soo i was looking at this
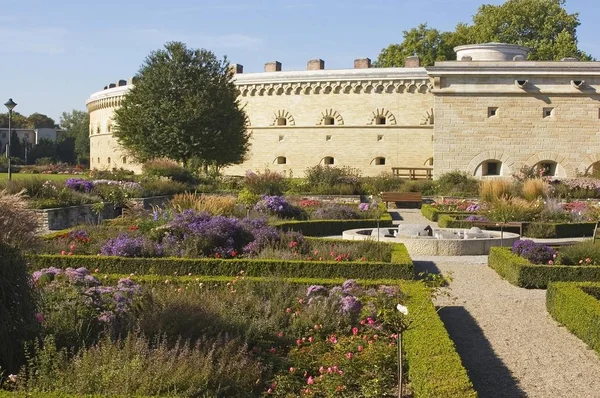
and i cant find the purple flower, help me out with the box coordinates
[340,296,362,315]
[65,178,94,193]
[312,205,360,220]
[512,240,556,264]
[465,215,488,222]
[306,285,328,297]
[378,285,399,297]
[358,203,370,211]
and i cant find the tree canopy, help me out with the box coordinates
[113,41,250,169]
[376,0,593,67]
[60,110,90,163]
[0,112,56,129]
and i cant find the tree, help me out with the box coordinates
[376,0,593,66]
[26,113,56,129]
[60,110,90,164]
[114,41,250,170]
[0,112,27,128]
[375,24,455,67]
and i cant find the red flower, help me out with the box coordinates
[289,241,298,248]
[129,225,139,231]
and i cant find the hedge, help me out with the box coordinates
[438,215,595,238]
[274,214,393,236]
[27,242,413,280]
[546,282,600,354]
[488,247,600,288]
[403,282,477,397]
[0,393,153,398]
[420,204,471,222]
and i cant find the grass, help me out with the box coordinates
[0,173,82,182]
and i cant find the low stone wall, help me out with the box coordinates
[286,194,363,204]
[36,195,172,231]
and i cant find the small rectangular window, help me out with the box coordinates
[325,135,332,141]
[278,135,284,141]
[543,107,554,118]
[488,107,498,117]
[377,135,383,141]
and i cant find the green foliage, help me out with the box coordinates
[28,249,414,280]
[375,23,455,67]
[274,216,393,237]
[546,282,600,355]
[88,168,135,181]
[360,172,405,195]
[402,282,477,397]
[242,169,288,196]
[59,110,90,164]
[489,247,600,288]
[142,158,196,183]
[138,179,188,197]
[0,243,39,374]
[486,197,542,222]
[302,165,363,195]
[114,41,250,168]
[556,240,600,265]
[376,0,592,66]
[236,188,260,207]
[434,171,479,197]
[420,204,472,222]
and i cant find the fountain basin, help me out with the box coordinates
[342,226,520,256]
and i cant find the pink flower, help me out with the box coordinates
[367,317,375,325]
[297,339,303,346]
[267,388,273,394]
[286,307,291,313]
[352,327,359,336]
[329,335,338,344]
[269,347,276,353]
[319,366,325,374]
[338,370,344,375]
[327,367,333,374]
[308,336,314,343]
[357,345,363,352]
[548,260,554,265]
[345,352,353,360]
[307,376,314,385]
[289,367,295,373]
[61,250,66,255]
[35,313,45,323]
[278,332,284,338]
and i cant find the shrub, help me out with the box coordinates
[522,178,549,201]
[511,240,556,265]
[142,158,196,183]
[537,198,570,222]
[557,241,600,266]
[243,169,288,196]
[169,193,237,216]
[361,172,405,194]
[138,178,188,196]
[0,190,40,249]
[101,234,161,258]
[89,168,135,181]
[304,165,362,194]
[311,204,361,220]
[480,179,512,203]
[65,178,94,193]
[549,178,600,199]
[0,243,39,374]
[486,197,542,222]
[254,195,304,219]
[435,171,479,197]
[404,179,436,195]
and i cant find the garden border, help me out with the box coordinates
[274,214,393,236]
[420,204,471,222]
[546,282,600,354]
[489,247,600,288]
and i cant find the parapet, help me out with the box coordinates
[454,43,530,61]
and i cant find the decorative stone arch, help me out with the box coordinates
[273,156,287,165]
[370,156,386,165]
[270,110,295,126]
[420,108,434,125]
[316,109,344,126]
[467,151,518,177]
[423,157,434,167]
[524,152,574,177]
[367,108,397,125]
[576,154,600,175]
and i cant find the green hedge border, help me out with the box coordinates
[438,215,595,238]
[489,247,600,288]
[421,204,472,222]
[546,282,600,354]
[274,214,393,236]
[27,240,413,280]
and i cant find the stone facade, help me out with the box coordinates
[86,43,600,179]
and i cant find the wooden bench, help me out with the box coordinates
[391,167,433,180]
[380,192,422,209]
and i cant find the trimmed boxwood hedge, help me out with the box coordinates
[421,204,471,222]
[547,282,600,354]
[403,282,477,397]
[274,214,393,236]
[27,241,414,280]
[489,247,600,288]
[439,215,596,238]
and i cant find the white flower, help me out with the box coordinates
[8,374,17,383]
[396,304,409,315]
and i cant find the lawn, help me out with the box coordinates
[0,173,82,182]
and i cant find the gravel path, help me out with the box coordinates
[413,255,600,398]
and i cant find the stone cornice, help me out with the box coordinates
[86,86,131,111]
[428,62,600,77]
[248,124,434,130]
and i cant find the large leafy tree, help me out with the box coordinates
[114,41,250,169]
[376,0,593,66]
[26,113,56,128]
[60,110,90,163]
[0,112,27,128]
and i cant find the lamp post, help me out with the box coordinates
[4,98,17,181]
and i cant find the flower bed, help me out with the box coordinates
[28,239,414,280]
[546,282,600,354]
[420,204,474,222]
[488,247,600,288]
[274,214,393,237]
[3,272,475,397]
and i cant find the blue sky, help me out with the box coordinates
[0,0,598,123]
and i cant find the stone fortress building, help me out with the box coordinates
[86,43,600,179]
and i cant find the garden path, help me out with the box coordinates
[413,255,600,398]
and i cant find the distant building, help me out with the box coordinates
[86,43,600,178]
[0,127,64,154]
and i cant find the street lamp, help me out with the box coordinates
[4,98,17,181]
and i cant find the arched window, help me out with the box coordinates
[323,156,335,165]
[375,116,386,125]
[374,157,386,165]
[323,116,335,125]
[96,125,100,134]
[276,117,287,126]
[474,160,503,177]
[534,161,557,177]
[107,124,112,133]
[275,156,287,165]
[107,157,111,164]
[97,157,100,164]
[122,157,127,164]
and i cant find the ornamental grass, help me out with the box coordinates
[522,178,549,201]
[480,178,512,203]
[169,192,237,216]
